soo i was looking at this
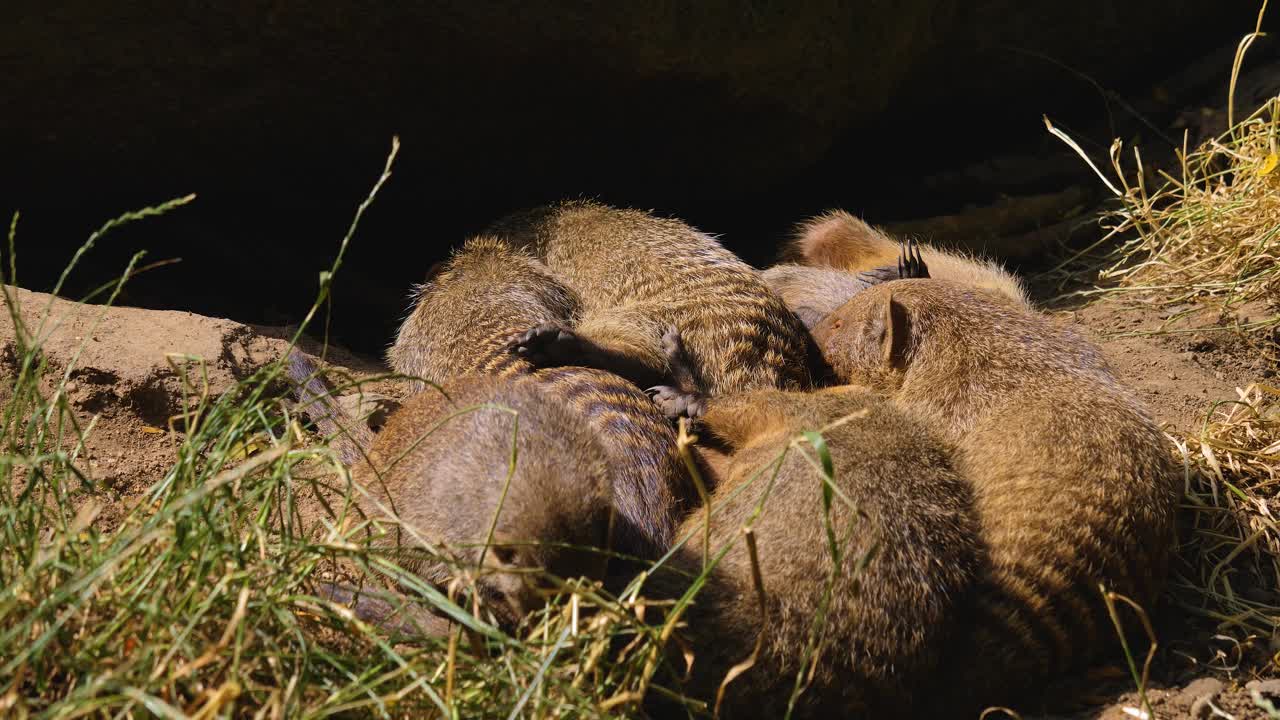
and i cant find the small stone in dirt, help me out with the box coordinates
[1247,678,1280,698]
[1187,335,1216,352]
[1180,677,1223,720]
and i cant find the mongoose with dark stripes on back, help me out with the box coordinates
[289,352,612,631]
[486,200,821,399]
[387,236,692,561]
[646,364,980,718]
[811,277,1179,712]
[766,210,1031,325]
[388,236,579,392]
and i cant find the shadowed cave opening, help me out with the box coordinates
[2,2,1266,354]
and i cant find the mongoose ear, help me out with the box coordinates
[879,292,911,371]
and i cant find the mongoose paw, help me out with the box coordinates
[856,266,901,286]
[512,322,584,367]
[898,237,929,279]
[857,238,930,285]
[646,384,706,420]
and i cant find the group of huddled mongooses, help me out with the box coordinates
[288,200,1179,718]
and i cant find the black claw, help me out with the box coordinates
[898,238,930,279]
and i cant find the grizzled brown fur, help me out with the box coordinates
[647,384,979,718]
[289,356,613,630]
[813,279,1179,711]
[388,235,578,391]
[388,235,692,560]
[776,209,1031,316]
[488,200,819,397]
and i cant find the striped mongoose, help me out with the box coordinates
[646,370,979,718]
[486,200,821,399]
[289,352,613,631]
[765,209,1031,328]
[811,277,1179,712]
[387,236,692,561]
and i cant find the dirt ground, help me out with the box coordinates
[2,279,1276,718]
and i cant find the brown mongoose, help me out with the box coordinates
[645,378,980,718]
[289,351,614,630]
[762,237,931,330]
[486,199,820,398]
[811,279,1179,712]
[780,208,1031,310]
[387,236,579,392]
[386,236,693,561]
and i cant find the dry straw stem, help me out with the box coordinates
[1175,384,1280,650]
[1047,11,1280,338]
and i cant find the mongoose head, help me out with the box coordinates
[474,460,615,622]
[358,376,616,627]
[811,282,916,393]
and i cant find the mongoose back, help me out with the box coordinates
[648,332,977,715]
[778,209,1031,311]
[487,199,819,397]
[812,279,1179,711]
[290,353,613,630]
[388,236,692,561]
[645,383,980,718]
[388,235,579,392]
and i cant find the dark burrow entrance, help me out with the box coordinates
[2,3,1267,355]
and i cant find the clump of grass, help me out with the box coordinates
[0,140,697,718]
[1047,5,1280,340]
[1171,384,1280,642]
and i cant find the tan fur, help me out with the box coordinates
[360,375,615,626]
[788,209,1032,309]
[388,236,579,391]
[285,358,615,630]
[488,200,819,396]
[388,236,692,561]
[761,263,874,330]
[812,280,1179,712]
[648,388,979,718]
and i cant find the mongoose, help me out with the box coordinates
[387,236,579,392]
[811,279,1179,711]
[387,236,693,561]
[289,351,614,630]
[762,238,930,330]
[486,199,820,398]
[645,378,980,718]
[778,209,1031,311]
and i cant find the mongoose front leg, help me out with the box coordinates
[858,238,930,285]
[512,321,665,388]
[647,328,707,419]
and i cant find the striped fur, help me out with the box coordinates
[488,200,819,397]
[812,280,1179,712]
[786,209,1032,310]
[388,236,691,561]
[647,387,979,718]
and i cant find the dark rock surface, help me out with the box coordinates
[1,2,1261,352]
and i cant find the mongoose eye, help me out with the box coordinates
[491,546,518,566]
